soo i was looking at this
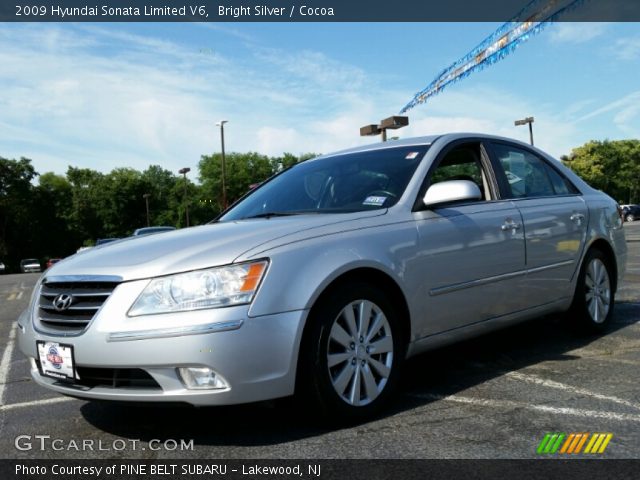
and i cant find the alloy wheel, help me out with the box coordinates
[326,299,394,406]
[585,258,611,324]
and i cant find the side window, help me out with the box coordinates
[493,143,558,198]
[429,144,490,200]
[543,163,576,195]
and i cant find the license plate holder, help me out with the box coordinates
[36,341,76,382]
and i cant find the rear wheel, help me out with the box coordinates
[570,249,614,332]
[299,282,404,420]
[626,213,635,222]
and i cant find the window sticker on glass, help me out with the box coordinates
[405,152,419,160]
[363,196,387,206]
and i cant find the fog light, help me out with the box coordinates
[178,367,228,390]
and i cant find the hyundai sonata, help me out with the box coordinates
[19,133,626,418]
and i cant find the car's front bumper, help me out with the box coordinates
[18,306,308,406]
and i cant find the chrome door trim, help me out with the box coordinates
[429,259,575,297]
[527,260,574,274]
[430,270,526,296]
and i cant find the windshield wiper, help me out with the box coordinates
[242,211,309,220]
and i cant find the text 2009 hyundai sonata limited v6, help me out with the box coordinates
[19,133,626,419]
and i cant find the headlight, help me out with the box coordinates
[128,260,268,316]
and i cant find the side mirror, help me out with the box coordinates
[423,180,482,207]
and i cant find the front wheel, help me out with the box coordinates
[570,249,615,332]
[299,283,405,420]
[626,213,635,222]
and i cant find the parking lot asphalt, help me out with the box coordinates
[1,223,639,459]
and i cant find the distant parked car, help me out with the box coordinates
[132,226,176,236]
[621,204,640,222]
[0,261,5,274]
[20,258,41,273]
[46,258,62,269]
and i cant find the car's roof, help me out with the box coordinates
[316,133,542,160]
[318,135,439,159]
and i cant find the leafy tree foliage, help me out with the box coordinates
[198,151,314,212]
[562,139,640,203]
[0,151,316,271]
[0,157,38,270]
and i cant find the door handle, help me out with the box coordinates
[570,213,585,226]
[501,220,521,232]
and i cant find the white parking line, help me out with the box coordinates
[0,323,17,405]
[410,393,640,422]
[0,397,75,412]
[505,371,640,411]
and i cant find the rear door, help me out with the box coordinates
[487,141,588,307]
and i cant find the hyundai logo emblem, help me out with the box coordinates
[52,294,73,312]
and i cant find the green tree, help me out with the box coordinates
[66,167,105,244]
[562,140,640,203]
[0,157,38,269]
[140,165,179,226]
[34,172,77,259]
[198,151,318,217]
[199,152,273,215]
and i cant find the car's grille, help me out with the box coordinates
[37,281,119,334]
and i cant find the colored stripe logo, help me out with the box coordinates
[537,433,612,454]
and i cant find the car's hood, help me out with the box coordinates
[46,211,386,281]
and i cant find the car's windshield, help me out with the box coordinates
[220,146,428,221]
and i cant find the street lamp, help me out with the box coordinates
[360,115,409,142]
[142,193,151,227]
[178,167,191,227]
[216,120,228,209]
[514,116,535,146]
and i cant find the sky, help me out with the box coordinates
[0,21,639,180]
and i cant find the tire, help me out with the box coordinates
[298,282,405,421]
[626,214,635,222]
[569,249,615,332]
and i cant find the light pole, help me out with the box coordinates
[216,120,228,210]
[142,193,151,227]
[360,115,409,142]
[514,116,535,146]
[178,167,191,227]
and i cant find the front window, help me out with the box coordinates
[220,146,427,221]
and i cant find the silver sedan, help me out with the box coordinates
[18,133,627,419]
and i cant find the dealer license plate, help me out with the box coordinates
[37,341,76,381]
